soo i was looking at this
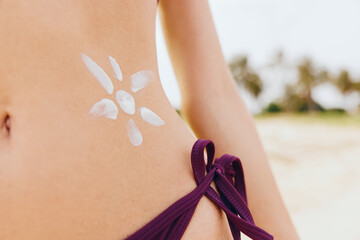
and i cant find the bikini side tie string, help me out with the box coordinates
[126,139,273,240]
[191,139,273,240]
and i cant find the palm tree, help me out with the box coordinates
[296,58,325,111]
[335,70,360,93]
[229,56,263,98]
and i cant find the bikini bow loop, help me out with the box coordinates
[191,139,274,240]
[127,139,273,240]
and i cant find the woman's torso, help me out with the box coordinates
[0,1,232,239]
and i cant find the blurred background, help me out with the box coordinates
[156,0,360,239]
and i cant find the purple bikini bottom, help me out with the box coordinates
[126,139,273,240]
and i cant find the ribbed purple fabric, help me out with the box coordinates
[126,139,273,240]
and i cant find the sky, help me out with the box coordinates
[156,0,360,111]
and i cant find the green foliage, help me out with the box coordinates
[264,102,282,113]
[229,52,360,114]
[326,108,346,113]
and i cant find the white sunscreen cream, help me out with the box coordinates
[115,90,136,115]
[139,107,165,126]
[82,53,164,147]
[109,56,123,82]
[130,70,155,92]
[127,119,143,146]
[89,98,118,120]
[81,53,114,94]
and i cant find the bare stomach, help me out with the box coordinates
[0,1,232,239]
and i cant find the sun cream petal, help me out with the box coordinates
[130,70,155,92]
[127,119,143,146]
[89,98,118,120]
[81,53,114,94]
[109,56,123,81]
[115,90,135,115]
[139,107,165,126]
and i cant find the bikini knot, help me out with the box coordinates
[188,139,274,240]
[211,162,225,175]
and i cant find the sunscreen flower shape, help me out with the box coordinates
[81,54,165,146]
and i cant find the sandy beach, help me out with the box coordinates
[250,115,360,240]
